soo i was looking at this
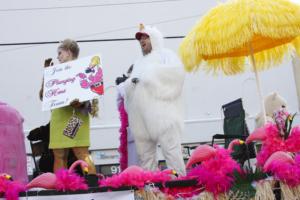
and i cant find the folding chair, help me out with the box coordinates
[211,98,256,167]
[30,140,49,176]
[28,123,54,177]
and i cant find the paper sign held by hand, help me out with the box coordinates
[42,54,104,111]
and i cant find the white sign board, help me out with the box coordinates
[91,150,120,165]
[42,54,104,111]
[8,190,134,200]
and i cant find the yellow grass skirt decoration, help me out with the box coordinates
[179,0,300,75]
[254,179,276,200]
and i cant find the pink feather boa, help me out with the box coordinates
[186,147,240,197]
[99,146,240,199]
[118,99,128,171]
[99,168,173,188]
[55,169,88,191]
[257,123,300,166]
[0,177,25,200]
[266,154,300,187]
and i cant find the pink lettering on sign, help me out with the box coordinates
[45,88,66,98]
[46,77,76,88]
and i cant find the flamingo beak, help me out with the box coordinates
[4,174,12,180]
[171,169,178,177]
[83,167,89,175]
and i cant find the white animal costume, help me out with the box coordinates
[124,25,186,175]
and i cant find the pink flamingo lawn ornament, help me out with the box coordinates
[246,123,300,166]
[262,151,300,199]
[245,110,300,167]
[185,145,217,169]
[186,139,243,168]
[263,151,295,172]
[263,151,300,187]
[99,165,177,188]
[26,160,89,191]
[0,173,25,200]
[185,139,242,198]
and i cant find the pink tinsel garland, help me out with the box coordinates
[257,124,300,166]
[118,99,128,171]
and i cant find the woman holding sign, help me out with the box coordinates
[48,39,97,174]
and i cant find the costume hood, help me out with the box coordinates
[135,24,164,51]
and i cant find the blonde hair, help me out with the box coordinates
[58,39,80,58]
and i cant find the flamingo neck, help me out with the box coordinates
[228,142,238,151]
[69,160,83,172]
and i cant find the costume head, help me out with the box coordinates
[135,24,164,51]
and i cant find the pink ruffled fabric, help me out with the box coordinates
[257,124,300,166]
[55,169,88,191]
[0,177,25,200]
[186,147,240,197]
[118,99,128,171]
[266,154,300,187]
[0,101,28,183]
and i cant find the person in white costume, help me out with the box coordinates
[123,24,186,175]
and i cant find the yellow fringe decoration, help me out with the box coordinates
[216,193,228,200]
[228,190,255,200]
[179,0,300,75]
[291,185,300,199]
[134,189,167,200]
[192,192,229,200]
[278,182,300,200]
[255,180,276,200]
[293,36,300,57]
[194,191,215,200]
[280,182,297,200]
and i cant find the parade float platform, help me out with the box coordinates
[1,178,286,200]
